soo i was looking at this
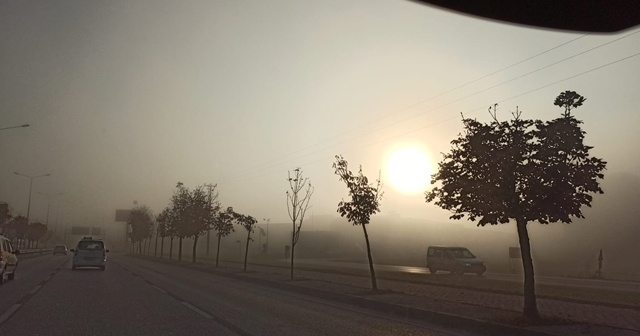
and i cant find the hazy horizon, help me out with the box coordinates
[1,0,638,248]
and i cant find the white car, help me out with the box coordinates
[71,237,109,271]
[0,235,19,284]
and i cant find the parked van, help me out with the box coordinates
[0,234,19,284]
[71,237,109,270]
[427,246,486,275]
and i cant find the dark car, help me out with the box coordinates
[427,246,487,275]
[53,245,68,255]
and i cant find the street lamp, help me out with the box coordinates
[38,192,63,226]
[0,124,29,132]
[14,172,51,221]
[263,218,270,253]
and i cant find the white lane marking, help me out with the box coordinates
[181,302,212,319]
[44,275,52,282]
[28,285,42,295]
[0,304,22,325]
[152,285,167,294]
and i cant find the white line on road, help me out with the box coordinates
[0,304,22,325]
[44,275,52,282]
[152,285,167,294]
[181,302,212,319]
[28,285,42,295]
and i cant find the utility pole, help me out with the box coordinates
[263,218,270,254]
[203,183,216,256]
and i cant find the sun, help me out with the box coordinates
[386,146,432,194]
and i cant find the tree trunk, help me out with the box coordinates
[517,216,538,319]
[178,237,183,262]
[290,231,295,280]
[215,235,222,267]
[154,232,159,257]
[143,239,147,255]
[244,230,251,271]
[169,237,174,260]
[192,236,198,264]
[160,237,164,259]
[206,230,211,256]
[361,223,377,291]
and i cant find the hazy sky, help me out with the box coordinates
[1,0,639,232]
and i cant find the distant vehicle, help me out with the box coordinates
[71,237,109,271]
[427,246,486,275]
[52,244,68,255]
[0,234,20,284]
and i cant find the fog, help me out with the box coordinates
[1,1,638,280]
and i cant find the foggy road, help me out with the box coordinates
[0,255,479,336]
[291,259,640,293]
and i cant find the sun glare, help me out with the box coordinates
[386,147,432,194]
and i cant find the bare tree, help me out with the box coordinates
[286,168,314,280]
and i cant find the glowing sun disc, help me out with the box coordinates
[386,147,431,194]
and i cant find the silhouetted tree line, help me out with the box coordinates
[128,182,258,271]
[0,203,53,249]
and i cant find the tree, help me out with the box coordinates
[169,182,190,261]
[156,208,170,258]
[236,212,257,271]
[127,206,154,254]
[26,222,47,248]
[333,156,383,290]
[286,168,314,280]
[425,92,606,319]
[168,182,220,263]
[211,207,236,267]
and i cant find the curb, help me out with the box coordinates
[129,255,558,336]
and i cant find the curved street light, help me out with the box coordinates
[14,172,51,221]
[0,124,30,131]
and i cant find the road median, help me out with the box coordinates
[126,254,640,336]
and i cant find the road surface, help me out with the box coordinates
[292,259,640,293]
[0,254,481,336]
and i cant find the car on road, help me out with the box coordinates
[52,244,68,255]
[0,234,20,284]
[71,237,109,271]
[427,246,486,275]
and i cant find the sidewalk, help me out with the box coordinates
[130,254,640,335]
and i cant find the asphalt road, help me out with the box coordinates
[0,254,481,336]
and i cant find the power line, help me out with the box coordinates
[227,50,640,185]
[227,30,639,181]
[225,33,590,180]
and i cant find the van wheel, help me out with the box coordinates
[8,271,15,280]
[476,271,485,276]
[428,267,436,275]
[72,266,77,271]
[0,268,4,284]
[100,266,105,271]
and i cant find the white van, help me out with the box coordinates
[71,237,109,271]
[0,235,19,284]
[427,246,486,275]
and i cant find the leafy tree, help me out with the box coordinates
[127,206,155,254]
[286,168,314,280]
[168,182,220,263]
[212,207,236,267]
[333,155,383,290]
[156,208,170,258]
[426,92,606,319]
[236,212,257,271]
[26,222,47,248]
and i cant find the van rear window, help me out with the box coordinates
[77,241,104,251]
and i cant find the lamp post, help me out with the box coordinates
[0,124,29,132]
[263,218,270,253]
[38,192,63,227]
[14,172,51,222]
